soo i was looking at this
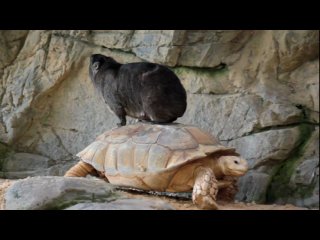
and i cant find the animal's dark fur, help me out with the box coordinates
[89,54,187,127]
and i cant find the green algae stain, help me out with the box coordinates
[266,124,316,202]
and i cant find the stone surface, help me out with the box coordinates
[0,31,29,71]
[291,158,318,186]
[296,176,319,208]
[173,66,233,94]
[180,94,302,142]
[179,93,262,141]
[0,30,318,208]
[4,176,119,210]
[274,30,319,73]
[281,60,319,123]
[235,171,272,203]
[130,30,183,66]
[90,30,134,50]
[0,153,52,178]
[177,30,253,67]
[0,143,11,160]
[66,199,175,210]
[1,178,308,210]
[266,126,319,208]
[227,127,302,169]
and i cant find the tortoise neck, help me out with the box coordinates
[211,157,224,178]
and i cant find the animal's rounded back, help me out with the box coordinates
[89,54,187,127]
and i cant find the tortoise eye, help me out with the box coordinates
[234,160,239,164]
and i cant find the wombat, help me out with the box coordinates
[89,54,187,127]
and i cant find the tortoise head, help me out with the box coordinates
[218,156,248,176]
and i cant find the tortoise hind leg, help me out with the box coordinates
[64,161,95,177]
[192,167,219,210]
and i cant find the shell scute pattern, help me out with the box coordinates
[77,124,237,175]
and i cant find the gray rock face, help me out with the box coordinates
[235,172,272,203]
[4,176,118,210]
[267,126,319,208]
[66,199,175,210]
[0,30,318,207]
[0,31,29,71]
[227,127,301,169]
[292,159,318,186]
[3,176,175,210]
[0,153,52,178]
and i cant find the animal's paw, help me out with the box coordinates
[117,123,125,127]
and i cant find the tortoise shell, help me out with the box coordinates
[77,123,238,176]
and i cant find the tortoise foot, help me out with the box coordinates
[193,195,219,210]
[192,167,219,210]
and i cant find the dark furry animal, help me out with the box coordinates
[89,54,187,127]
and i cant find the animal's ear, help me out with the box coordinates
[92,61,100,70]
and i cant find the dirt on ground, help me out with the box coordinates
[0,179,308,210]
[0,179,14,210]
[120,190,308,210]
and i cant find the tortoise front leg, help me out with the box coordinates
[64,161,95,177]
[192,167,219,210]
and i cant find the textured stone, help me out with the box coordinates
[273,176,319,209]
[130,30,183,66]
[174,66,234,94]
[235,171,272,203]
[0,143,11,160]
[66,199,175,210]
[0,31,29,70]
[274,30,319,73]
[291,127,318,195]
[289,127,319,189]
[227,127,301,169]
[302,126,319,158]
[52,30,90,41]
[180,94,302,141]
[266,126,319,208]
[4,176,118,210]
[1,31,54,144]
[296,176,319,208]
[0,153,52,178]
[177,30,253,67]
[291,158,319,185]
[280,60,319,123]
[259,102,303,128]
[1,31,140,157]
[179,94,261,141]
[90,30,134,50]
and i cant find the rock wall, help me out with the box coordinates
[0,30,318,208]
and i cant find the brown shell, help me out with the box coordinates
[77,123,237,175]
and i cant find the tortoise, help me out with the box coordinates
[65,123,248,209]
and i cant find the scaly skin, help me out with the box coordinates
[64,161,95,177]
[217,176,238,202]
[192,167,219,210]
